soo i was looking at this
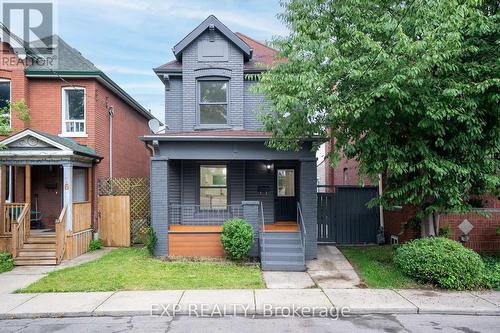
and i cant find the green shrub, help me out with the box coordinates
[481,256,500,290]
[0,252,14,273]
[144,227,157,256]
[89,239,103,251]
[221,218,254,261]
[394,237,484,290]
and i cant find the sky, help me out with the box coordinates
[55,0,286,122]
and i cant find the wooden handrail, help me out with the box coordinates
[55,205,68,264]
[11,203,29,258]
[2,203,26,235]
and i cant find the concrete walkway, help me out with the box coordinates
[307,246,362,288]
[263,246,361,289]
[0,247,113,295]
[0,289,499,319]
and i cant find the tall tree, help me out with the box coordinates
[256,0,500,235]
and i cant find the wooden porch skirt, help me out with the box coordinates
[168,226,225,257]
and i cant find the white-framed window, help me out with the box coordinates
[198,79,228,125]
[4,166,13,203]
[0,79,11,128]
[61,87,86,136]
[277,169,295,197]
[199,165,227,209]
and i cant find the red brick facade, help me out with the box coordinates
[323,140,372,186]
[384,206,500,253]
[1,42,151,227]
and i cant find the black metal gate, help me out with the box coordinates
[317,186,380,244]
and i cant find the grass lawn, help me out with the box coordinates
[340,245,422,289]
[18,248,264,292]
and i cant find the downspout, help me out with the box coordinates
[108,106,114,179]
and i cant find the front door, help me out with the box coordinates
[275,168,297,221]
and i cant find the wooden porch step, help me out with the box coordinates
[14,257,57,266]
[17,250,56,257]
[22,243,56,250]
[26,237,56,244]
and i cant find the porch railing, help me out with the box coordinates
[11,203,29,258]
[72,202,91,233]
[55,205,68,264]
[297,202,307,258]
[2,203,26,235]
[169,204,244,225]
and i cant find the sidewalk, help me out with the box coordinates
[1,288,499,319]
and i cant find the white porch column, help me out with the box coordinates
[63,163,73,231]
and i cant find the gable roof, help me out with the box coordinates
[172,15,252,61]
[1,30,157,123]
[235,32,280,70]
[0,129,102,160]
[154,29,281,74]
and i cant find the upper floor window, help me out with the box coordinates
[199,80,228,125]
[0,80,11,127]
[62,87,85,135]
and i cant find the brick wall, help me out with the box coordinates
[384,206,500,253]
[324,140,373,186]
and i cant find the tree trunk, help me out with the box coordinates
[421,212,440,237]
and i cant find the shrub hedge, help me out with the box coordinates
[0,252,14,273]
[394,237,484,290]
[221,218,254,261]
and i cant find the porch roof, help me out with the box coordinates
[0,129,102,162]
[142,130,272,142]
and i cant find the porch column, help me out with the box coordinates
[300,158,318,260]
[151,157,169,256]
[0,165,5,234]
[63,163,73,231]
[24,165,31,206]
[242,201,260,257]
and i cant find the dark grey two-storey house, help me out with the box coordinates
[143,15,317,271]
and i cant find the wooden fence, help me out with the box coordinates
[72,202,91,232]
[98,178,149,243]
[98,195,131,247]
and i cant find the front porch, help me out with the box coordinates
[0,129,101,265]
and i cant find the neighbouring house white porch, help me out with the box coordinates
[0,129,101,265]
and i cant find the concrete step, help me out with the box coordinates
[262,243,304,251]
[260,231,301,238]
[262,253,305,262]
[261,261,306,272]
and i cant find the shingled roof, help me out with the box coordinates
[154,24,281,73]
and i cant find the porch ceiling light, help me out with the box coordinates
[266,162,273,172]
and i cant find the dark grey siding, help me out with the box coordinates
[179,161,245,206]
[180,30,244,130]
[168,160,181,205]
[244,81,265,130]
[245,161,274,225]
[165,78,183,131]
[150,158,169,256]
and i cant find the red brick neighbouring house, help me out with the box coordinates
[321,138,499,253]
[0,33,156,263]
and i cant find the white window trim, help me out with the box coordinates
[197,79,229,126]
[0,79,12,128]
[199,164,228,210]
[61,87,87,137]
